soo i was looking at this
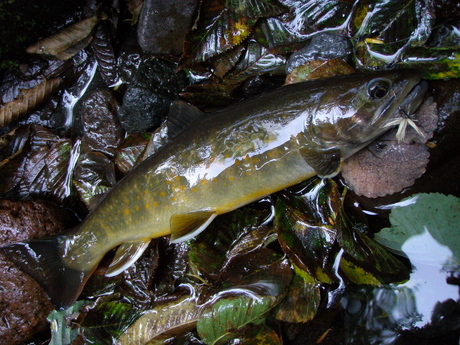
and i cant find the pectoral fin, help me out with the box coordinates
[300,147,342,178]
[170,210,217,243]
[105,239,151,277]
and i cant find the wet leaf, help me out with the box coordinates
[73,150,117,209]
[352,0,436,67]
[227,39,286,82]
[47,301,90,345]
[114,134,151,174]
[375,193,460,268]
[0,76,64,129]
[275,200,337,282]
[81,300,142,344]
[397,48,460,79]
[285,59,355,84]
[117,295,201,344]
[196,292,275,345]
[221,0,288,18]
[26,15,99,60]
[188,204,273,283]
[126,0,143,24]
[212,45,246,79]
[91,21,120,87]
[218,249,292,292]
[274,265,321,323]
[0,125,73,202]
[337,211,411,284]
[253,0,355,51]
[80,89,124,158]
[226,324,282,345]
[181,0,257,65]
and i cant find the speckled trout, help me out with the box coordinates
[0,70,427,309]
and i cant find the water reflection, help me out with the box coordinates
[340,224,460,344]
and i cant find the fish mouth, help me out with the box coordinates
[398,80,429,116]
[381,79,429,142]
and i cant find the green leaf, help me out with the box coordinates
[375,193,460,268]
[81,300,142,344]
[197,293,275,345]
[274,265,321,323]
[397,48,460,79]
[47,300,90,345]
[337,212,411,284]
[275,199,338,282]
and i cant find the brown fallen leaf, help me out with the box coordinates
[0,76,64,129]
[26,15,99,60]
[341,98,438,198]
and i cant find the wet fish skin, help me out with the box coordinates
[0,70,425,309]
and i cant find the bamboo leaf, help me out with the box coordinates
[117,296,202,344]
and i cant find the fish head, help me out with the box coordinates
[306,69,426,158]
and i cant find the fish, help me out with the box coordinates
[0,70,427,309]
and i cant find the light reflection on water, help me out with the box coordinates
[399,228,458,328]
[339,224,460,344]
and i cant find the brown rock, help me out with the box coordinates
[0,199,78,344]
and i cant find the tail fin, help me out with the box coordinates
[0,234,92,310]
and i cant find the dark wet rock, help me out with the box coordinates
[118,58,186,133]
[0,199,78,344]
[286,32,352,73]
[242,75,284,98]
[433,0,460,17]
[137,0,200,56]
[80,89,124,158]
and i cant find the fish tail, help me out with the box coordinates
[0,232,92,310]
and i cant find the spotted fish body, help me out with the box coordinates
[0,70,426,309]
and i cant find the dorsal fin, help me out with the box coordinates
[170,210,217,243]
[105,239,151,277]
[167,101,205,139]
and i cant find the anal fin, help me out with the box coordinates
[300,146,342,178]
[170,210,217,243]
[105,239,151,277]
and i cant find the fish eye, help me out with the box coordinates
[367,78,392,99]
